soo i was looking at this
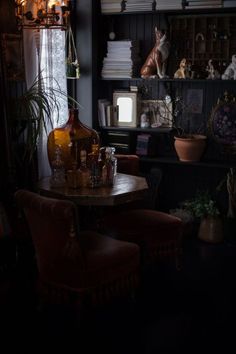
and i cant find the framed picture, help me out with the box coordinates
[186,89,203,114]
[141,99,173,128]
[209,96,236,152]
[113,91,139,127]
[1,33,25,81]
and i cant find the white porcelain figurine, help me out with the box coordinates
[222,54,236,80]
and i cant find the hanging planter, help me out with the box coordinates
[66,25,80,79]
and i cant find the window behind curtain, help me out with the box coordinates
[38,29,68,178]
[40,29,68,127]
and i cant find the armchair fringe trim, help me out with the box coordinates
[38,271,140,307]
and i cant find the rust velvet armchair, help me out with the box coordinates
[102,154,183,268]
[14,189,140,307]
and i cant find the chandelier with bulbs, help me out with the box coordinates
[15,0,71,30]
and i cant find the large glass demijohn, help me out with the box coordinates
[47,107,100,171]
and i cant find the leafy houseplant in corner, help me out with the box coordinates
[8,75,79,187]
[183,191,223,243]
[9,75,78,163]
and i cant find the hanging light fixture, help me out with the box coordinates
[15,0,71,30]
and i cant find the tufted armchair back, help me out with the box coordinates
[115,154,140,176]
[15,190,84,287]
[15,189,140,305]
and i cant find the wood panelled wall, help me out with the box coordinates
[95,8,236,212]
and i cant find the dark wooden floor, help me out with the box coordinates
[1,236,236,353]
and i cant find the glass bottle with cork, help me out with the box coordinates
[88,143,100,188]
[99,146,117,186]
[77,149,90,187]
[50,145,66,188]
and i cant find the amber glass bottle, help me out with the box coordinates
[47,108,100,171]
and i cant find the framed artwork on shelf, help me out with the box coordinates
[113,91,139,127]
[186,89,203,114]
[141,100,173,128]
[209,93,236,153]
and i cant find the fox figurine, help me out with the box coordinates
[140,27,170,79]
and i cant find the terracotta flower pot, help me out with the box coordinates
[174,134,207,162]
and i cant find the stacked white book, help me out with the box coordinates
[100,0,122,14]
[124,0,155,12]
[101,40,141,79]
[186,0,222,9]
[156,0,183,10]
[223,0,236,7]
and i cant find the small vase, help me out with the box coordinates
[47,108,100,171]
[198,216,223,243]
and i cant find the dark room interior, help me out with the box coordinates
[1,1,236,353]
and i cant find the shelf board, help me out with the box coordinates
[100,126,173,133]
[101,8,236,16]
[100,77,234,83]
[140,156,236,169]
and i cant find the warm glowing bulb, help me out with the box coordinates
[48,0,59,6]
[16,0,26,5]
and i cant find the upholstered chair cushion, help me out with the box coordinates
[102,154,183,267]
[102,209,183,265]
[15,190,140,305]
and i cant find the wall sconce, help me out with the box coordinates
[15,0,71,30]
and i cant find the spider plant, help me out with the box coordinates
[9,74,80,163]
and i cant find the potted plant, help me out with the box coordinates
[174,133,207,162]
[182,191,223,243]
[161,95,207,162]
[9,76,80,162]
[7,75,80,187]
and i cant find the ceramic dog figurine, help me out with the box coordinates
[222,54,236,80]
[206,59,220,79]
[140,27,170,79]
[174,58,188,79]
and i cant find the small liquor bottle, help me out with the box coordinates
[50,145,66,188]
[77,150,90,187]
[99,147,117,186]
[105,147,117,186]
[67,162,78,189]
[99,146,107,186]
[88,148,100,188]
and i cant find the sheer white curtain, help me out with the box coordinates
[24,28,68,179]
[39,29,68,178]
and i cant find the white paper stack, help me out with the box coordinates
[124,0,155,12]
[156,0,183,10]
[101,40,141,78]
[100,0,122,14]
[185,0,222,9]
[223,0,236,7]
